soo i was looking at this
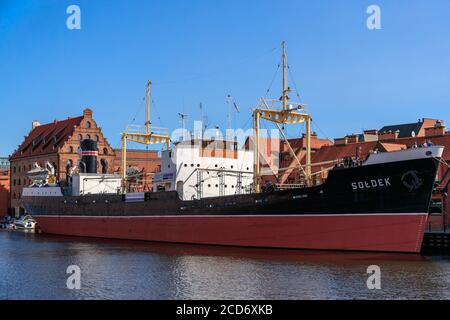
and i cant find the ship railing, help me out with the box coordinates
[275,183,306,190]
[260,98,308,113]
[124,124,169,136]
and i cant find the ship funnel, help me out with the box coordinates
[79,139,98,174]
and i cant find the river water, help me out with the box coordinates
[0,230,449,300]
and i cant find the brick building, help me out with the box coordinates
[9,108,115,216]
[0,157,10,216]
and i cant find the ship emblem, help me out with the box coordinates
[401,170,423,191]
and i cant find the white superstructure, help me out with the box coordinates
[71,173,122,196]
[363,146,443,166]
[153,139,254,200]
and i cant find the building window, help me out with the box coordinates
[86,134,91,140]
[13,179,16,186]
[67,146,73,153]
[13,193,16,199]
[13,166,16,173]
[78,134,83,141]
[103,148,108,155]
[86,121,91,129]
[18,179,20,186]
[94,135,99,142]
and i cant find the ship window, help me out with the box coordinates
[231,165,234,169]
[197,164,200,167]
[191,164,194,167]
[208,184,211,187]
[215,184,218,188]
[215,164,218,168]
[184,164,187,167]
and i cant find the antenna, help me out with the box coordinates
[226,94,231,130]
[200,102,209,132]
[178,113,189,139]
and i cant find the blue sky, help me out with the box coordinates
[1,0,449,155]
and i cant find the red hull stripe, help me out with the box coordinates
[33,213,428,253]
[80,151,98,156]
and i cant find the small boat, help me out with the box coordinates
[14,215,36,230]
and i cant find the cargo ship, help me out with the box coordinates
[20,43,444,253]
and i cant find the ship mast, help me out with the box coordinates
[121,80,171,185]
[253,41,312,192]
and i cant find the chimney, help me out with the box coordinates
[347,134,359,144]
[363,129,378,135]
[425,125,446,137]
[379,130,399,141]
[334,137,348,146]
[32,121,41,130]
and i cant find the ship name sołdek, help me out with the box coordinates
[351,178,391,191]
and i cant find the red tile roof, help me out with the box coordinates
[10,116,84,160]
[378,142,407,152]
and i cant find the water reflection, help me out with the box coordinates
[0,230,449,300]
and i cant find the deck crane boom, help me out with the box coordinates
[121,80,171,186]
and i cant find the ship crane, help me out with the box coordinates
[253,41,312,192]
[121,80,171,188]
